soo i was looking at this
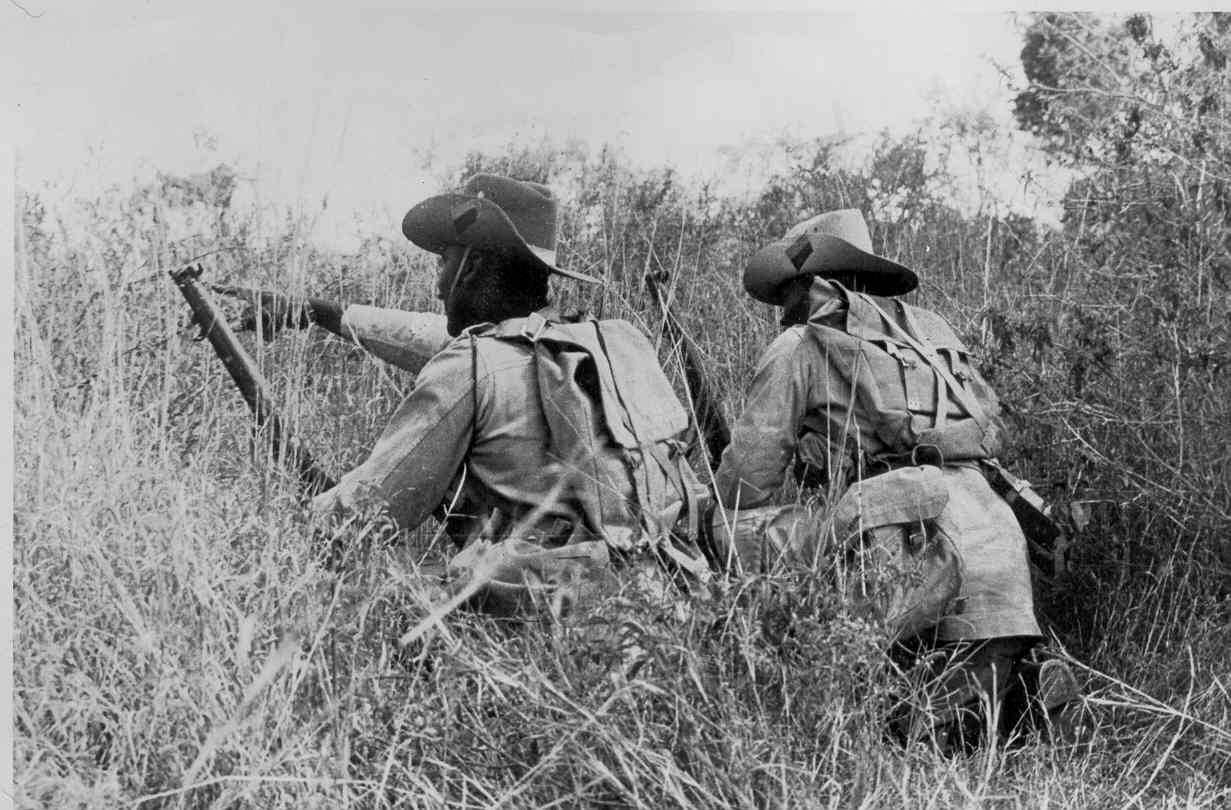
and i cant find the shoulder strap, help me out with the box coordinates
[855,293,991,433]
[483,312,548,343]
[475,313,710,576]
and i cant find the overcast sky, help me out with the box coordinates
[8,1,1048,245]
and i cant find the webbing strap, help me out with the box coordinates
[583,323,705,575]
[857,293,991,434]
[646,440,701,544]
[485,315,700,561]
[587,321,657,540]
[932,360,949,431]
[486,314,541,342]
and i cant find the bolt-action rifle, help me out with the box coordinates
[644,270,730,467]
[169,264,336,496]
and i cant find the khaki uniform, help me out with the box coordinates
[714,278,1040,643]
[315,306,707,615]
[338,305,451,374]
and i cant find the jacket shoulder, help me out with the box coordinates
[757,325,812,367]
[843,295,970,351]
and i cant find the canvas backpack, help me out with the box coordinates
[478,312,711,581]
[806,286,1006,468]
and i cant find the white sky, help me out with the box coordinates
[7,1,1049,246]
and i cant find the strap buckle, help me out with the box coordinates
[520,311,549,343]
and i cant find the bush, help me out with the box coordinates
[15,16,1231,799]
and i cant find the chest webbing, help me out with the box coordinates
[853,293,994,448]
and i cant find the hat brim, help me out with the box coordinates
[402,193,598,285]
[744,234,918,304]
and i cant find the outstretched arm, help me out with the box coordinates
[337,304,450,374]
[303,298,345,336]
[213,286,342,337]
[220,287,450,374]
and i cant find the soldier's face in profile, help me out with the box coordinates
[436,245,470,302]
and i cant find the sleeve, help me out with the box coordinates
[713,329,813,510]
[312,338,476,530]
[339,305,451,373]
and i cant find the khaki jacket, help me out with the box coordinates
[314,306,703,562]
[715,278,1004,508]
[714,278,1040,641]
[338,305,451,373]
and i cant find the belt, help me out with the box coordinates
[862,448,983,479]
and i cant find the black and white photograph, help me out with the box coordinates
[8,1,1231,807]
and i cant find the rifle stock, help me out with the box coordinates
[645,272,731,466]
[170,264,336,496]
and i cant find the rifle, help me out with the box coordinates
[645,270,730,466]
[170,263,336,496]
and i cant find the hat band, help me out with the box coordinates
[786,234,814,270]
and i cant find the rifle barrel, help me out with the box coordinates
[170,265,336,495]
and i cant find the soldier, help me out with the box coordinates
[711,209,1080,749]
[245,174,709,617]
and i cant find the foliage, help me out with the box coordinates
[1007,12,1231,610]
[14,12,1231,807]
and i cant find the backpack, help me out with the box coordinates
[808,287,1006,465]
[480,312,710,580]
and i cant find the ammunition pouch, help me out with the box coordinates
[831,466,961,641]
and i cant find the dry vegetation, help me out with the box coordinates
[14,13,1231,810]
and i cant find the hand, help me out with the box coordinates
[309,487,342,523]
[309,488,350,570]
[211,285,313,339]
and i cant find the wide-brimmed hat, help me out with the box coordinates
[743,209,918,304]
[402,173,598,284]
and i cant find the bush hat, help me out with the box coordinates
[402,173,598,284]
[743,209,918,304]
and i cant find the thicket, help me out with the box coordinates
[14,12,1231,809]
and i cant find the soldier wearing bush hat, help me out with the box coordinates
[300,173,709,616]
[229,174,599,362]
[742,208,919,304]
[711,208,1081,750]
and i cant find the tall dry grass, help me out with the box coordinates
[13,141,1231,808]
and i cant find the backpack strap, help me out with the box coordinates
[592,321,699,553]
[642,438,707,577]
[480,314,705,571]
[485,312,546,342]
[855,293,992,435]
